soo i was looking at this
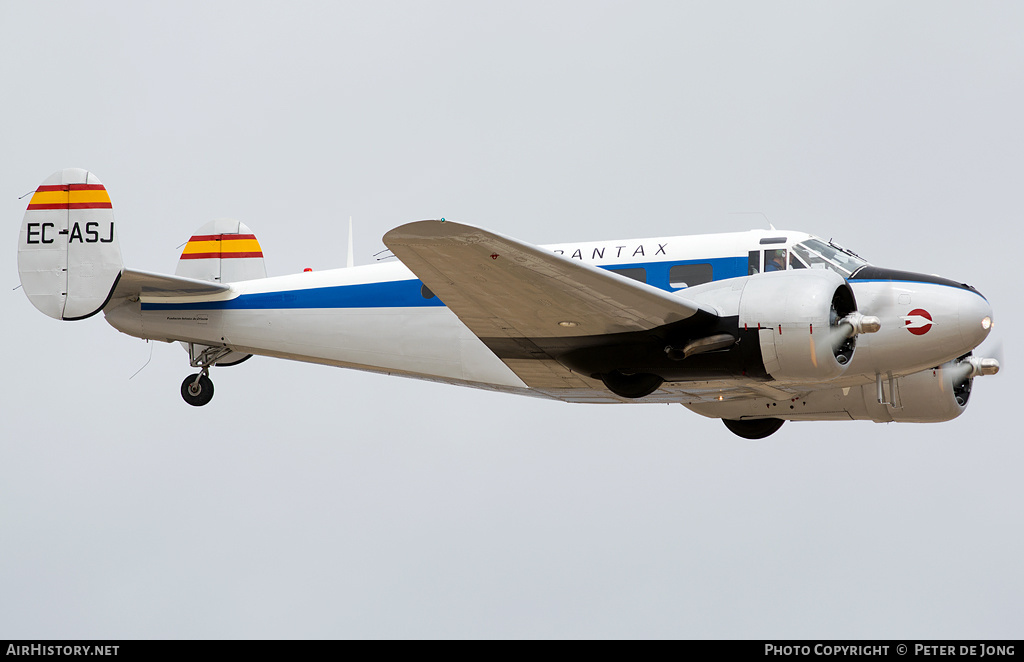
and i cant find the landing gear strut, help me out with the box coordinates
[179,344,234,407]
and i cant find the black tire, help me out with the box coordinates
[600,371,664,399]
[181,373,214,407]
[722,418,784,439]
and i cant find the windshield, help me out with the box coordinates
[790,238,869,277]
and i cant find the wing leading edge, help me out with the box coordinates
[384,220,721,390]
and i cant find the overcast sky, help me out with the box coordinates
[2,1,1021,639]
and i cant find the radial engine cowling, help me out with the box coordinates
[859,357,976,423]
[737,270,858,382]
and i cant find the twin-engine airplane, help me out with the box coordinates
[18,169,1000,438]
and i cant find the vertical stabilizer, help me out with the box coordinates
[175,219,266,283]
[18,168,123,320]
[174,219,264,367]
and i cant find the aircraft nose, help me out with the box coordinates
[958,290,993,350]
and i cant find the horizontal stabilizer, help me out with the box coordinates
[111,268,231,300]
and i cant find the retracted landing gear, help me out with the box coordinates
[599,370,664,399]
[722,417,785,439]
[179,344,234,407]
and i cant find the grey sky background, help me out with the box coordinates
[2,1,1021,638]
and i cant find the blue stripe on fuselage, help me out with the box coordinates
[142,279,446,311]
[140,255,749,311]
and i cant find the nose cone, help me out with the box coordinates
[849,266,995,366]
[958,290,993,350]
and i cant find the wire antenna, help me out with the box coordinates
[729,211,774,229]
[129,340,154,380]
[347,216,355,268]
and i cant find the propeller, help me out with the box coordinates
[859,279,903,329]
[984,338,1004,368]
[970,337,1003,376]
[826,311,882,361]
[938,344,1000,398]
[834,312,881,340]
[943,357,977,386]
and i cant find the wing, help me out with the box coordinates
[383,220,720,390]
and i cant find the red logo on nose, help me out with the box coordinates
[902,309,934,335]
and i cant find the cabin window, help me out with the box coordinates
[669,263,713,289]
[609,267,646,283]
[421,283,435,299]
[748,251,760,275]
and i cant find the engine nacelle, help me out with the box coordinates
[684,358,973,424]
[856,362,970,423]
[737,270,858,382]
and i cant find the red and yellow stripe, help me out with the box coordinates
[27,184,112,210]
[180,234,264,260]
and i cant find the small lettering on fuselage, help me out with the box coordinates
[552,243,668,260]
[165,315,209,322]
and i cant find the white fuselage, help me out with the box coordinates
[102,229,993,405]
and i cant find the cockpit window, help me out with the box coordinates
[791,238,868,277]
[764,249,787,272]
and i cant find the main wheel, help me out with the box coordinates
[600,370,664,399]
[181,373,215,407]
[722,418,784,439]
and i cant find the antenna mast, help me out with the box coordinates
[347,216,354,268]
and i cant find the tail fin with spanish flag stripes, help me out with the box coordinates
[175,219,266,283]
[18,168,123,320]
